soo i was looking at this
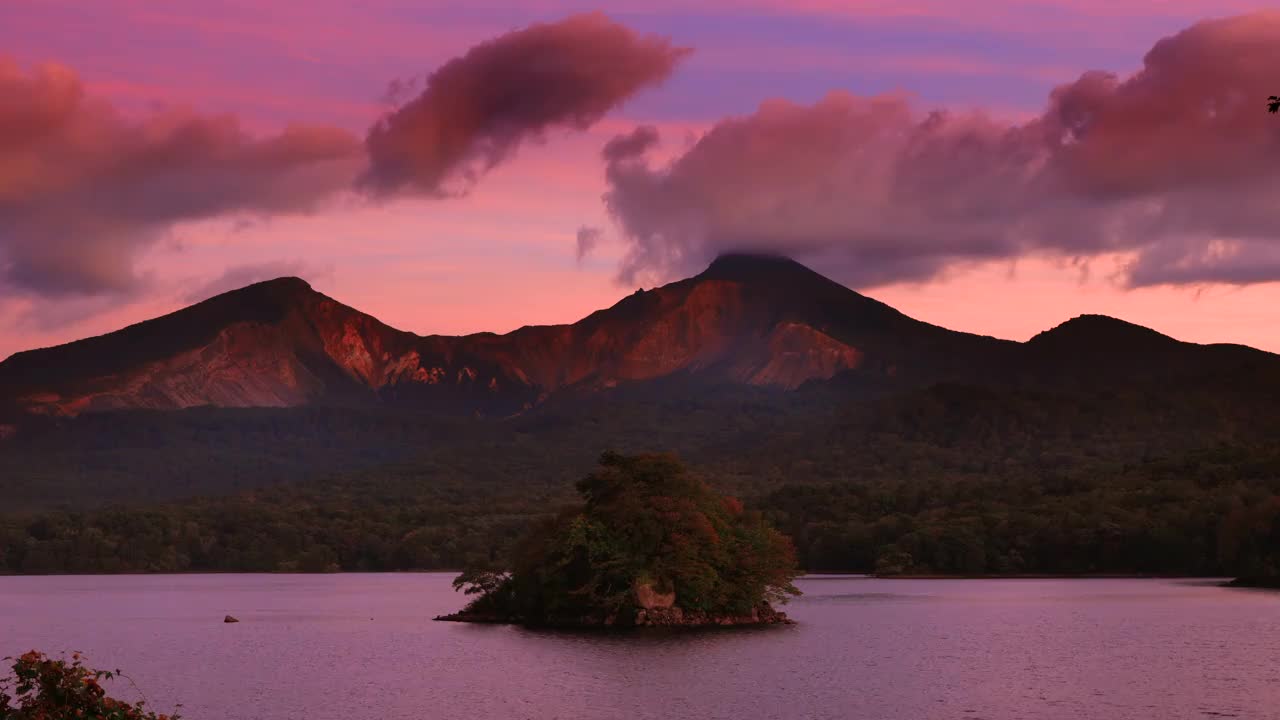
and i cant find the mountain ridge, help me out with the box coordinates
[1,255,1274,420]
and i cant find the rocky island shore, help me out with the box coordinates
[435,581,793,628]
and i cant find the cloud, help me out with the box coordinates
[0,58,364,298]
[360,12,691,197]
[601,11,1280,288]
[0,13,688,303]
[575,226,603,262]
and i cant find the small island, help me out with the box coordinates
[436,451,801,628]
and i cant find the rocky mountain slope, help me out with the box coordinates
[1,254,1275,422]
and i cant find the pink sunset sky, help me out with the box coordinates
[2,0,1279,359]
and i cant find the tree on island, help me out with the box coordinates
[446,451,801,627]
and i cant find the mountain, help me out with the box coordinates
[0,275,533,419]
[4,254,1280,579]
[1,254,1275,422]
[0,254,989,419]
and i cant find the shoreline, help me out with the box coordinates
[433,604,795,629]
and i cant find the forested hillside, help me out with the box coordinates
[3,378,1278,578]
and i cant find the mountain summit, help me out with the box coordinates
[0,256,1273,419]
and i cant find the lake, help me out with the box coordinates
[1,574,1277,719]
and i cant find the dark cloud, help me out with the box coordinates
[360,12,691,197]
[575,225,603,262]
[0,58,364,298]
[602,12,1280,289]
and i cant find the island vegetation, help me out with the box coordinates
[439,452,800,627]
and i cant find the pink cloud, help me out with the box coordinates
[0,57,363,297]
[601,12,1280,289]
[361,12,691,197]
[0,12,691,301]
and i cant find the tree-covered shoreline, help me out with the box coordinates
[3,376,1279,584]
[2,442,1277,584]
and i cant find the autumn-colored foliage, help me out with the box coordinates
[453,451,801,624]
[0,651,177,720]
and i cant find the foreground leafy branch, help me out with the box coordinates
[0,651,178,720]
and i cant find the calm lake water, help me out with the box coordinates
[1,574,1277,719]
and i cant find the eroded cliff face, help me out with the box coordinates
[18,322,326,416]
[4,281,531,417]
[750,322,863,389]
[495,274,868,392]
[0,255,954,418]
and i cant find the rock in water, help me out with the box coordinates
[224,615,239,623]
